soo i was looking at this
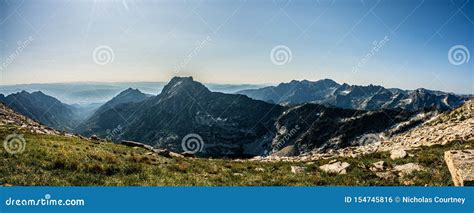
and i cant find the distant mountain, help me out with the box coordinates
[0,82,265,105]
[237,80,467,111]
[237,79,339,105]
[205,84,266,93]
[78,76,424,157]
[94,88,151,115]
[74,88,151,136]
[0,91,80,131]
[0,84,122,105]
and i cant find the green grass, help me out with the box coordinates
[0,124,471,186]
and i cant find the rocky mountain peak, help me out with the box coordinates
[116,88,144,98]
[160,76,210,98]
[316,78,339,87]
[17,90,30,96]
[123,87,138,92]
[87,88,149,117]
[31,91,46,95]
[279,79,339,88]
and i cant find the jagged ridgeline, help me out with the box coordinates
[237,79,466,111]
[0,91,79,132]
[0,77,468,158]
[74,77,448,157]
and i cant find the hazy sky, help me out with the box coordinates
[0,0,473,94]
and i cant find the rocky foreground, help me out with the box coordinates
[0,103,61,135]
[249,100,473,185]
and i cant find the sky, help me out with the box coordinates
[0,0,473,94]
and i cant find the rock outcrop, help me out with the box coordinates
[390,149,407,160]
[319,161,350,174]
[121,140,154,150]
[393,163,425,177]
[370,161,387,172]
[444,150,474,186]
[291,166,305,174]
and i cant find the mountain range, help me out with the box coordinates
[0,82,265,105]
[77,77,284,157]
[0,77,469,157]
[2,98,471,186]
[236,79,467,111]
[75,77,430,157]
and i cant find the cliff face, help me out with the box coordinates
[294,99,474,160]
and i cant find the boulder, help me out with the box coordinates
[370,161,387,172]
[121,140,154,150]
[319,161,350,174]
[390,149,407,160]
[291,166,305,174]
[169,152,185,158]
[152,149,171,157]
[180,152,195,158]
[393,163,424,177]
[444,150,474,186]
[375,171,396,179]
